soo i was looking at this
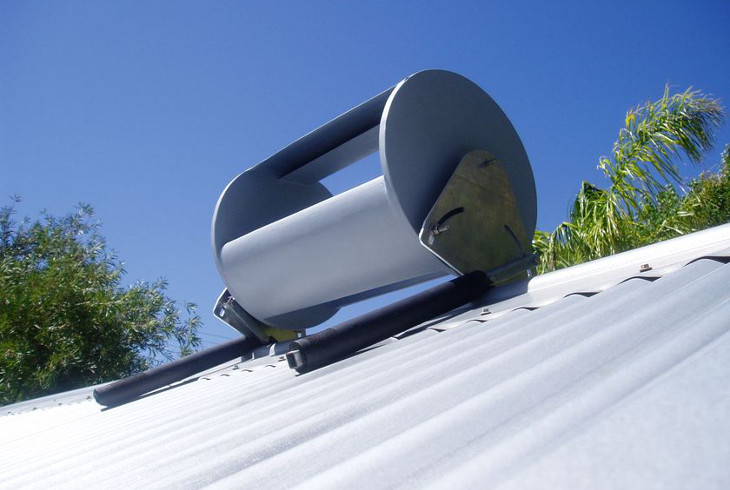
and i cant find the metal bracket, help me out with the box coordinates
[214,290,272,344]
[485,253,538,285]
[214,290,304,343]
[419,150,532,280]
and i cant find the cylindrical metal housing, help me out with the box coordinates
[219,177,448,327]
[212,70,536,329]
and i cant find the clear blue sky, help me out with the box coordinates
[2,1,730,349]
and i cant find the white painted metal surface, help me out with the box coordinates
[2,225,730,489]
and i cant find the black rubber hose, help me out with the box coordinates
[286,270,490,373]
[93,336,263,407]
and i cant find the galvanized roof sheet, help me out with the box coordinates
[3,224,730,489]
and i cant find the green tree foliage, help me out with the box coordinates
[0,201,201,405]
[535,87,727,273]
[684,145,730,228]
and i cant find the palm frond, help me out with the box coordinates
[600,85,724,211]
[537,86,725,273]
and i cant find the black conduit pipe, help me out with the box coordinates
[93,336,263,407]
[286,270,491,373]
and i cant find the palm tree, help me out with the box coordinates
[535,86,725,273]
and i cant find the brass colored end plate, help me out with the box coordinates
[419,150,530,278]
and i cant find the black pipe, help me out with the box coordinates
[286,270,491,373]
[93,336,263,407]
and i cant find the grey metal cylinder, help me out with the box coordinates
[219,177,449,327]
[212,69,536,330]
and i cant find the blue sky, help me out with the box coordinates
[2,1,730,349]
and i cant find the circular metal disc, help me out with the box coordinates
[379,69,536,237]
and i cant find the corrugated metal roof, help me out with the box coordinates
[3,224,730,489]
